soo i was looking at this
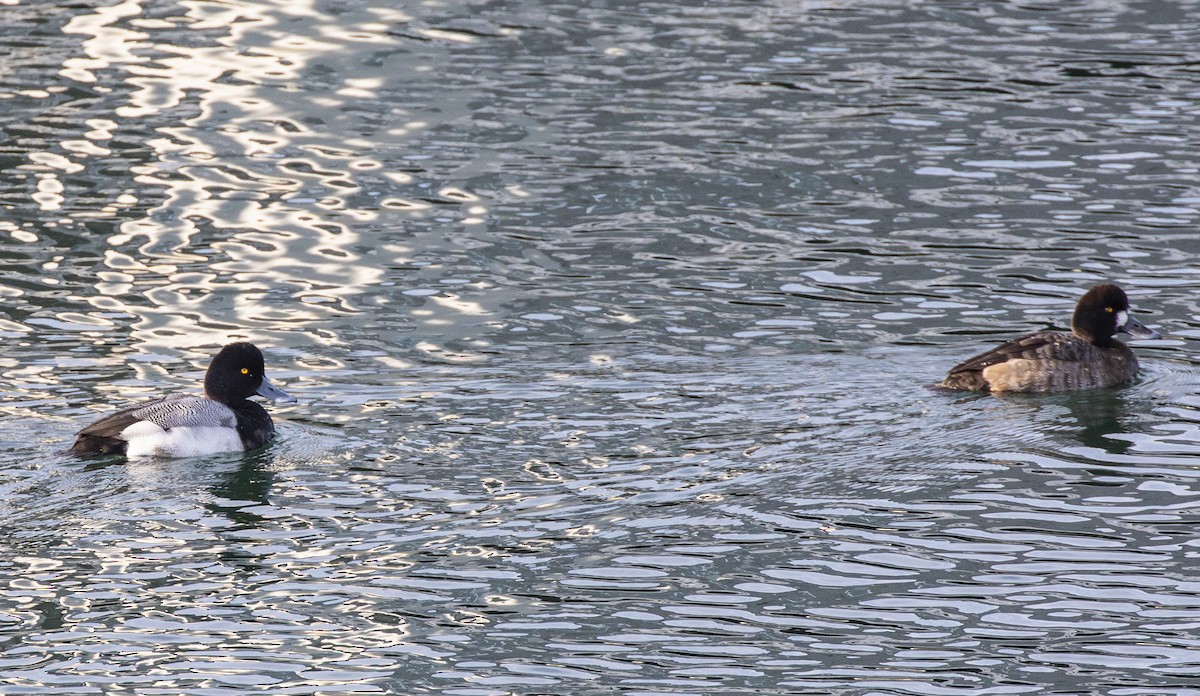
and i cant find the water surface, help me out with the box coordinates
[3,1,1200,693]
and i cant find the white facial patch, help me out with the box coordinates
[1115,310,1128,329]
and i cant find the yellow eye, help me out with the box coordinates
[240,368,249,375]
[1105,307,1114,313]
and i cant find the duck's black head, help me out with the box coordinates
[204,342,294,405]
[1071,283,1159,346]
[205,342,267,404]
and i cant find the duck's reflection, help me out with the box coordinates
[206,448,275,526]
[986,386,1133,456]
[1063,388,1130,455]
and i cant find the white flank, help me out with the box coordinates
[121,421,242,458]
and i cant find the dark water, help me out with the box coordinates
[3,0,1200,693]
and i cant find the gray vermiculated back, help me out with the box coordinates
[130,394,238,430]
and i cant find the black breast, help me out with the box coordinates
[233,402,277,450]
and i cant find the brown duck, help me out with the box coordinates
[940,283,1159,393]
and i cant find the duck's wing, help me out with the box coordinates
[69,394,236,455]
[940,331,1087,390]
[125,394,237,430]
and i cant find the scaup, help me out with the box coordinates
[939,283,1160,393]
[70,342,296,457]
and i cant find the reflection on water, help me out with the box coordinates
[3,0,1200,693]
[1060,389,1132,454]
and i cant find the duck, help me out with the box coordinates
[939,283,1160,393]
[69,342,296,457]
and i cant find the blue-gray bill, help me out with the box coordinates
[1120,314,1160,340]
[256,375,297,403]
